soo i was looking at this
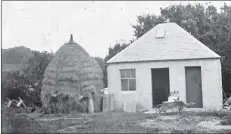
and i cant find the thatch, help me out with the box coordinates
[41,35,104,113]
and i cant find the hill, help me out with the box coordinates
[2,46,33,72]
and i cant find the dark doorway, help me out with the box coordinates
[185,66,203,108]
[151,68,170,107]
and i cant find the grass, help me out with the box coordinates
[1,107,50,133]
[2,107,231,133]
[220,119,231,125]
[72,112,160,133]
[170,129,196,134]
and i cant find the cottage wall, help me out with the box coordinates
[107,58,223,112]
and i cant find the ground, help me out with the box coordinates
[2,107,231,133]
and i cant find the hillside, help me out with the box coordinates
[2,46,33,72]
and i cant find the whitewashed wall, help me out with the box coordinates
[107,58,223,112]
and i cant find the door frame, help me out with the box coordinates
[151,67,170,108]
[185,66,203,108]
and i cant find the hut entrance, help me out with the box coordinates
[151,68,170,107]
[185,66,203,108]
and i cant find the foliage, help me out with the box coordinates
[104,40,134,87]
[93,57,105,72]
[105,40,134,62]
[132,14,164,39]
[2,50,53,107]
[2,71,28,100]
[93,57,107,88]
[21,51,53,96]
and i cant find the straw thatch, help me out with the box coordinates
[41,35,104,113]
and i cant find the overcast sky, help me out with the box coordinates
[2,1,231,58]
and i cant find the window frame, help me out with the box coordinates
[120,69,136,92]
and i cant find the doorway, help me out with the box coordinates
[185,66,203,108]
[151,68,170,107]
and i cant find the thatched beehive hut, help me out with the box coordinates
[41,35,104,113]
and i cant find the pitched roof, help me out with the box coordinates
[107,22,220,64]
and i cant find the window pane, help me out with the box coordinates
[125,70,130,78]
[121,79,128,91]
[120,70,125,78]
[129,79,136,91]
[131,69,136,78]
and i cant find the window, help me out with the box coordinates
[155,27,166,38]
[120,69,136,91]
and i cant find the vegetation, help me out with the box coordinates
[2,107,50,133]
[93,57,107,88]
[104,41,134,87]
[2,50,53,107]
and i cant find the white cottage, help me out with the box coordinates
[106,22,223,112]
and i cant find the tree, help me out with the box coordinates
[93,57,105,72]
[104,40,134,87]
[105,42,130,62]
[20,51,53,96]
[93,57,107,88]
[132,14,164,39]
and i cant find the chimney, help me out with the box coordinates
[164,19,170,23]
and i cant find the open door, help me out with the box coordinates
[185,66,203,108]
[151,68,170,107]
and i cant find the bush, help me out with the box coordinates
[2,51,53,108]
[2,71,43,108]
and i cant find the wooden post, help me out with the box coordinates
[88,92,94,114]
[103,94,109,112]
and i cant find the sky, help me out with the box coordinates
[2,1,231,58]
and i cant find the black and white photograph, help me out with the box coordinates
[1,1,231,133]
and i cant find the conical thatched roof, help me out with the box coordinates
[41,35,104,113]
